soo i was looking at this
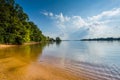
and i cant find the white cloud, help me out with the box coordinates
[72,16,87,28]
[42,12,49,16]
[49,12,53,17]
[89,8,120,21]
[41,12,54,17]
[42,8,120,40]
[85,8,120,39]
[55,13,70,23]
[51,13,87,39]
[54,13,86,30]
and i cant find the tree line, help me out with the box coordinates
[0,0,47,44]
[81,37,120,41]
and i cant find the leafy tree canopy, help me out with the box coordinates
[0,0,47,44]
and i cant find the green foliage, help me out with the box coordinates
[56,37,61,41]
[0,0,47,44]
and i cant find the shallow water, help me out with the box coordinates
[0,41,120,80]
[40,41,120,80]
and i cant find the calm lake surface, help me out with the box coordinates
[0,41,120,80]
[41,41,120,66]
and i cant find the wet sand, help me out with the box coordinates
[0,57,82,80]
[0,44,16,48]
[0,42,40,49]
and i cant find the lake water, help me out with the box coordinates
[41,41,120,66]
[0,41,120,80]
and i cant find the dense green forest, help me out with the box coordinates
[0,0,47,44]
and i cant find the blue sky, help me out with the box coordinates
[16,0,120,40]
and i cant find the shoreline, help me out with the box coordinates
[0,42,41,49]
[0,44,17,48]
[23,42,41,45]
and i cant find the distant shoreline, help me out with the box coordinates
[81,37,120,41]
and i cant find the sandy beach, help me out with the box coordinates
[0,57,82,80]
[0,43,83,80]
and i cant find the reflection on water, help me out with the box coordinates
[0,43,46,62]
[0,43,47,80]
[40,41,120,66]
[40,41,120,80]
[0,41,120,80]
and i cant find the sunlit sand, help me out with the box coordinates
[0,57,81,80]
